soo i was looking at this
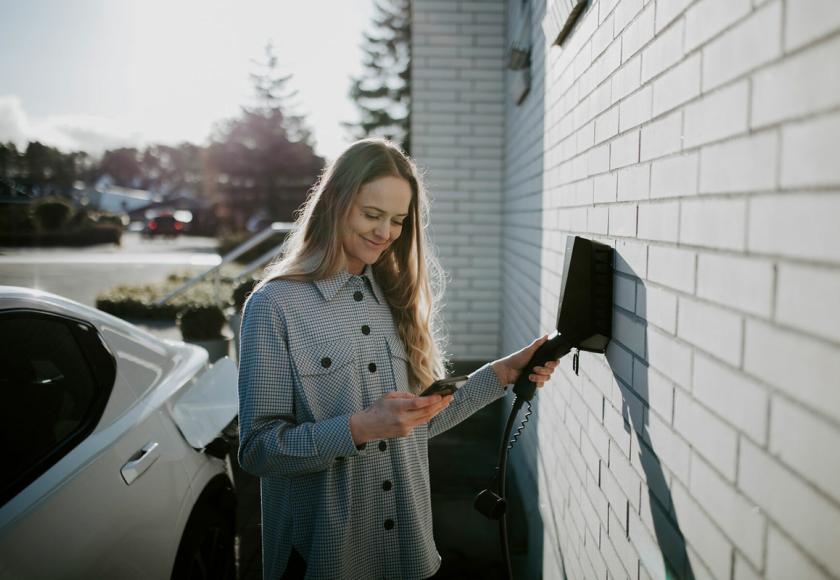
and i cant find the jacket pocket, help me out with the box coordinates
[290,339,361,421]
[386,334,413,392]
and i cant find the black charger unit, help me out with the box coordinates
[474,236,614,579]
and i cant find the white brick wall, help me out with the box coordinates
[413,0,840,577]
[411,0,506,359]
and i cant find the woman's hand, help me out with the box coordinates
[350,391,453,445]
[491,334,560,388]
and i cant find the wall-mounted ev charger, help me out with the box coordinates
[474,235,614,579]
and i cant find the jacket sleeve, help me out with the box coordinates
[427,362,508,439]
[237,289,360,477]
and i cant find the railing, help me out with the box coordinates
[156,222,294,307]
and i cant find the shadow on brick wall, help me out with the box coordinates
[610,261,694,578]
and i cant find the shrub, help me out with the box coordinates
[96,276,235,320]
[31,196,75,231]
[177,305,227,340]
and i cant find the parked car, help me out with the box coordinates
[142,211,192,238]
[0,286,239,579]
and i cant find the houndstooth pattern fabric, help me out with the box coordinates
[237,264,508,580]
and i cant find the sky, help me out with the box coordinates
[0,0,375,162]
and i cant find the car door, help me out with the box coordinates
[0,310,188,579]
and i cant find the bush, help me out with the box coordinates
[31,197,75,231]
[96,276,235,320]
[177,305,227,340]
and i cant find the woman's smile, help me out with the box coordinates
[363,236,387,249]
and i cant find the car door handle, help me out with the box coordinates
[121,441,160,485]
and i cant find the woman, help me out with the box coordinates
[237,138,558,579]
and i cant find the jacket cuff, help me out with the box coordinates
[465,362,508,406]
[312,414,360,459]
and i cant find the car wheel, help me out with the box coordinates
[171,503,236,580]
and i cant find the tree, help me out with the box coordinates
[208,42,323,227]
[346,0,412,153]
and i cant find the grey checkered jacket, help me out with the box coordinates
[237,264,507,579]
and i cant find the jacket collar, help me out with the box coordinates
[314,264,385,305]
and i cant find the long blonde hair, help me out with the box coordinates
[255,138,448,392]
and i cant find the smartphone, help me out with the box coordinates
[420,374,469,397]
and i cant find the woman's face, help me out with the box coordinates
[342,175,412,275]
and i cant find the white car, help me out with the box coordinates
[0,286,239,579]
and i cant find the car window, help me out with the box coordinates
[0,311,114,505]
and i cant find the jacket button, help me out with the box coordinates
[354,291,363,301]
[361,325,371,335]
[368,362,377,373]
[384,519,394,530]
[382,480,392,491]
[379,441,387,452]
[321,357,332,368]
[356,443,367,451]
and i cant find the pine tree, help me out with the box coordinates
[346,0,412,153]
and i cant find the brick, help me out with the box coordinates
[594,172,618,202]
[617,163,651,201]
[590,142,611,174]
[602,527,635,580]
[734,553,763,580]
[739,438,840,576]
[602,461,630,529]
[610,443,642,509]
[646,328,692,392]
[638,200,679,243]
[680,197,747,251]
[641,17,685,83]
[612,54,642,104]
[650,153,698,198]
[647,245,695,294]
[694,352,768,444]
[781,111,840,188]
[689,453,766,566]
[697,252,773,318]
[776,262,840,344]
[589,205,609,234]
[748,193,840,265]
[699,131,777,193]
[621,2,655,62]
[636,489,690,576]
[683,80,749,148]
[752,35,840,127]
[784,0,840,50]
[605,402,632,457]
[614,0,644,35]
[640,110,683,161]
[628,506,673,580]
[636,283,678,335]
[610,130,640,169]
[670,481,734,579]
[744,319,840,424]
[770,396,840,505]
[614,272,637,311]
[654,0,691,33]
[595,106,620,144]
[593,13,616,58]
[609,203,638,237]
[614,308,646,357]
[614,238,648,278]
[609,505,640,575]
[702,1,783,90]
[766,526,832,580]
[674,389,738,481]
[619,86,653,131]
[685,0,751,51]
[652,53,701,116]
[678,296,743,367]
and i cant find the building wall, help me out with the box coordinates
[411,0,507,360]
[413,0,840,579]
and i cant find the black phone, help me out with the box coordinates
[420,374,469,397]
